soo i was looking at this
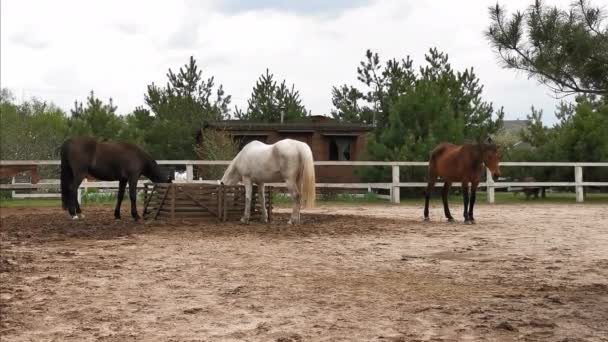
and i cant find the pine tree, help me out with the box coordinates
[330,85,374,124]
[336,49,504,185]
[486,0,608,96]
[69,91,124,141]
[236,69,308,122]
[142,56,232,159]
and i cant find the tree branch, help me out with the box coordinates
[578,0,606,37]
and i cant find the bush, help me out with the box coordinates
[194,128,239,180]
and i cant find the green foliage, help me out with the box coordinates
[194,128,239,179]
[81,190,117,204]
[330,85,374,124]
[501,97,608,182]
[235,69,308,122]
[319,191,382,203]
[0,198,62,207]
[486,0,607,185]
[335,49,504,185]
[69,91,126,141]
[486,0,608,95]
[117,106,150,146]
[554,98,608,163]
[332,50,417,127]
[143,56,231,159]
[1,89,70,161]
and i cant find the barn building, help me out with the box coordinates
[198,116,373,182]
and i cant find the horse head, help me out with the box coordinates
[481,138,501,179]
[146,161,173,183]
[220,163,240,185]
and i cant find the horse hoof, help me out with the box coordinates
[447,218,455,223]
[77,214,85,219]
[464,220,472,225]
[71,216,79,220]
[240,218,249,224]
[423,217,430,222]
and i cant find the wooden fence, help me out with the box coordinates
[1,160,607,203]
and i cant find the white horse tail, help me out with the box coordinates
[299,143,316,208]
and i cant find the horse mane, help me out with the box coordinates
[468,143,499,173]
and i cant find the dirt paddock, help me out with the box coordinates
[1,203,607,341]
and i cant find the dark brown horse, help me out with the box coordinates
[60,136,172,220]
[423,138,501,224]
[0,165,41,184]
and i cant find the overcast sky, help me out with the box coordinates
[1,0,576,124]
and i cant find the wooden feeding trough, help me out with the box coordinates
[142,183,273,222]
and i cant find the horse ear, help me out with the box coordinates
[484,136,493,144]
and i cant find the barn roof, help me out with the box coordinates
[501,119,530,132]
[203,117,374,133]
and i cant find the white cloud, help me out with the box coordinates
[1,0,575,124]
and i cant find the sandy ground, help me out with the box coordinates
[1,203,607,342]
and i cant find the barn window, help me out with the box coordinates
[328,137,352,161]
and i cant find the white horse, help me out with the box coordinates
[221,139,316,224]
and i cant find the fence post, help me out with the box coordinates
[391,165,400,204]
[11,177,16,199]
[575,165,584,203]
[186,164,194,182]
[486,168,495,204]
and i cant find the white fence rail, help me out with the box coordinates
[1,160,607,203]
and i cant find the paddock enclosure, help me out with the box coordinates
[1,204,607,341]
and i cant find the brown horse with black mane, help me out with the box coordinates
[424,137,501,224]
[60,136,172,220]
[0,165,40,184]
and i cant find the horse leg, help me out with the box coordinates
[114,180,127,220]
[71,173,85,219]
[468,181,478,224]
[128,178,140,221]
[286,179,301,225]
[462,182,471,224]
[442,182,454,222]
[258,182,268,223]
[240,178,252,224]
[424,180,435,221]
[68,173,86,220]
[75,198,84,219]
[424,167,437,221]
